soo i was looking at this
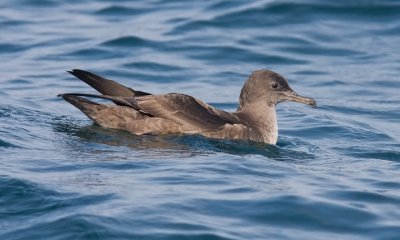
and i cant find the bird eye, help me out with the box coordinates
[271,82,278,89]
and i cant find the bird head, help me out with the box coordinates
[239,70,316,109]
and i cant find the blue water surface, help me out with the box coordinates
[1,0,400,239]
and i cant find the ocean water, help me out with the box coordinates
[1,0,400,239]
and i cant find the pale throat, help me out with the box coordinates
[264,107,278,144]
[237,101,279,144]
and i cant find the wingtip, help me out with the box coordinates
[72,69,86,73]
[67,69,85,75]
[58,93,75,98]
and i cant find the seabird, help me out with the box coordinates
[59,69,316,144]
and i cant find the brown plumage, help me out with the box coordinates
[59,69,316,144]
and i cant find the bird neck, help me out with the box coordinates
[236,101,278,144]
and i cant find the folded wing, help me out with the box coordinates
[135,93,240,132]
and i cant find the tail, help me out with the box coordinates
[59,70,153,127]
[58,93,140,109]
[58,94,148,131]
[58,94,107,120]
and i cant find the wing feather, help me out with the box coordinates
[68,69,151,97]
[135,93,240,131]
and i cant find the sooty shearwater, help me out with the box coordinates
[59,69,316,144]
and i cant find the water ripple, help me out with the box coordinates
[101,36,156,48]
[95,5,150,16]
